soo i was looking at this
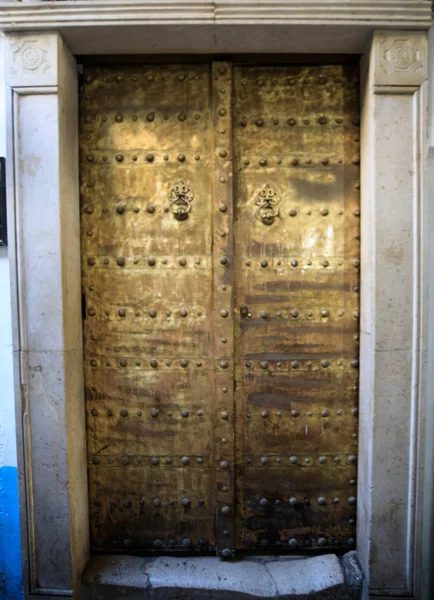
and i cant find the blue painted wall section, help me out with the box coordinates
[0,466,23,599]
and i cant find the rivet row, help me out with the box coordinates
[85,256,361,269]
[251,495,356,507]
[87,308,206,319]
[83,72,359,87]
[85,255,210,267]
[114,537,214,549]
[102,537,356,550]
[246,358,359,369]
[245,537,356,549]
[246,408,359,419]
[89,453,357,468]
[84,110,204,124]
[91,454,218,467]
[242,309,359,320]
[84,73,202,85]
[84,205,360,217]
[246,455,358,466]
[84,152,359,166]
[240,115,359,128]
[89,407,207,418]
[246,156,358,166]
[87,357,359,369]
[239,75,358,87]
[251,258,360,268]
[85,308,360,320]
[88,358,233,369]
[88,403,358,420]
[95,497,206,510]
[85,152,204,163]
[240,156,360,167]
[90,454,222,467]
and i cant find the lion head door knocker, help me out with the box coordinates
[169,181,194,221]
[256,184,280,225]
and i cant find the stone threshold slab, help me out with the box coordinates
[80,552,362,600]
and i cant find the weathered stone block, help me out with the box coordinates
[80,553,362,600]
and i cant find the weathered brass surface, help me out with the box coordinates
[233,64,360,551]
[80,63,235,554]
[80,62,359,555]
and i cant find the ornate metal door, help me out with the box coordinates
[232,65,360,552]
[80,61,359,556]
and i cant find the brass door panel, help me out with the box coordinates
[233,64,360,552]
[81,63,235,554]
[80,61,359,556]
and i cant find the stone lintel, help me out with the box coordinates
[0,1,431,30]
[0,4,431,56]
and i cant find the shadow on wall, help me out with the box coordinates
[0,466,23,599]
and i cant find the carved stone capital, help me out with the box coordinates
[373,30,428,88]
[6,32,60,87]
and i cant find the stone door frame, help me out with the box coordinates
[0,2,431,599]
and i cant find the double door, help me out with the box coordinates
[80,61,360,555]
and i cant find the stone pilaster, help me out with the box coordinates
[5,31,89,596]
[358,30,428,599]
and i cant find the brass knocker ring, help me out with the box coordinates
[256,184,280,225]
[169,181,194,221]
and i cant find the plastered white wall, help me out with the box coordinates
[0,241,14,467]
[0,244,14,470]
[0,32,16,482]
[0,31,23,600]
